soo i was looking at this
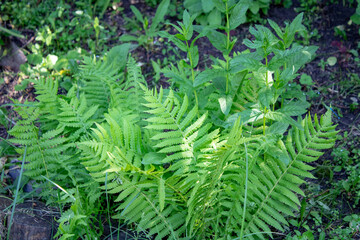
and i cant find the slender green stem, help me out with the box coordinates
[263,107,267,135]
[7,146,27,240]
[225,2,230,51]
[193,90,199,107]
[186,40,199,108]
[265,56,269,86]
[263,54,269,135]
[226,62,230,94]
[225,2,230,94]
[186,40,195,83]
[105,172,113,240]
[239,141,249,239]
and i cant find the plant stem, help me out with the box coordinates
[186,40,199,107]
[264,54,269,135]
[7,146,27,240]
[239,141,249,239]
[186,40,195,83]
[225,2,230,94]
[263,107,267,135]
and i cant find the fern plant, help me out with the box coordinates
[7,12,338,240]
[8,45,132,239]
[78,55,337,239]
[82,70,337,239]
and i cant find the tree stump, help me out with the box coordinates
[0,197,12,239]
[5,200,58,240]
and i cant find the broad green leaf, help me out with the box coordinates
[266,122,289,135]
[230,70,248,94]
[327,56,337,66]
[279,102,310,116]
[258,87,273,108]
[130,5,144,24]
[175,34,186,41]
[212,0,226,12]
[142,152,165,165]
[159,177,165,212]
[243,38,263,49]
[299,74,313,85]
[268,19,283,39]
[202,0,215,13]
[106,43,134,70]
[266,111,303,130]
[284,13,304,48]
[285,46,318,72]
[267,146,290,165]
[159,31,187,52]
[119,34,139,42]
[219,95,233,115]
[184,0,203,13]
[204,29,228,52]
[207,8,222,26]
[269,45,304,70]
[27,54,43,65]
[150,0,170,32]
[229,2,248,30]
[183,10,191,29]
[351,14,360,25]
[249,1,259,14]
[230,52,263,73]
[189,45,199,68]
[225,109,262,127]
[194,69,225,87]
[213,76,226,93]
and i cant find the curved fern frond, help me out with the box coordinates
[77,56,123,116]
[238,111,337,239]
[185,119,276,238]
[9,115,76,185]
[80,112,142,184]
[142,86,218,175]
[57,94,98,140]
[106,155,186,240]
[81,111,190,239]
[33,77,61,130]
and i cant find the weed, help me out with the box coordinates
[120,0,170,52]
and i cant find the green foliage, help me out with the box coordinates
[34,4,112,54]
[161,12,316,135]
[184,0,291,26]
[7,45,131,238]
[5,9,339,240]
[80,69,337,239]
[351,0,360,28]
[329,214,360,239]
[120,0,170,50]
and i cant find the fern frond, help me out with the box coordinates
[81,113,190,239]
[232,78,259,113]
[238,111,337,239]
[76,56,123,116]
[80,114,141,183]
[8,107,39,145]
[57,94,98,140]
[143,86,217,174]
[33,77,61,130]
